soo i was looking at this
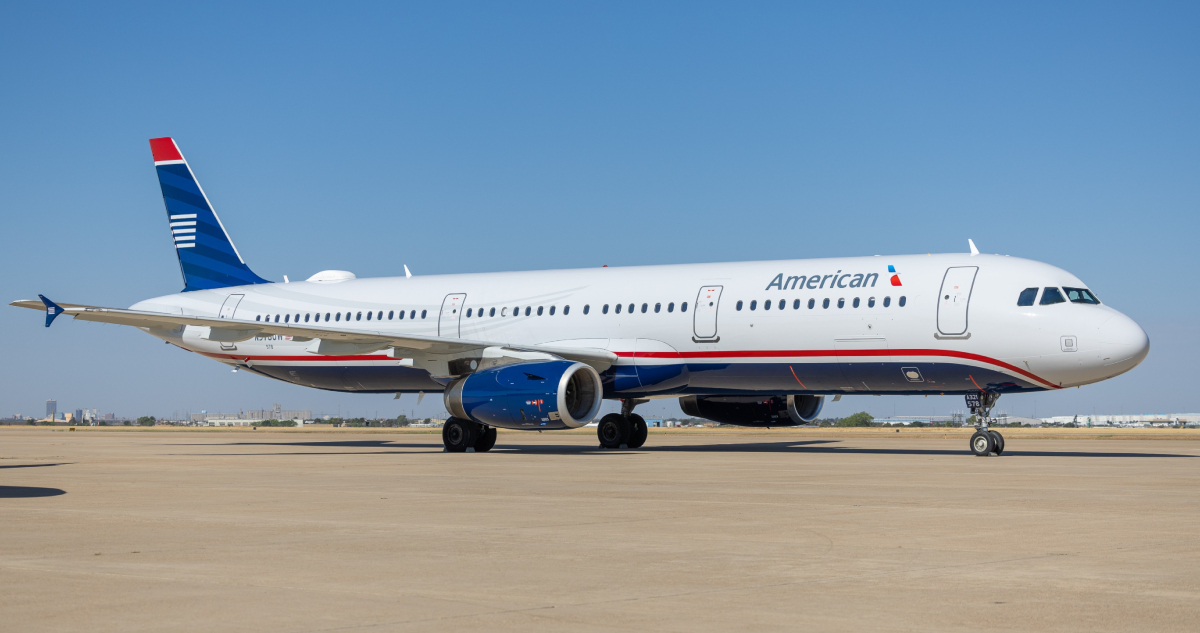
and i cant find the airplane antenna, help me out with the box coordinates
[404,265,413,278]
[968,239,979,256]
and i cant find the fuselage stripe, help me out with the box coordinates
[197,348,1060,389]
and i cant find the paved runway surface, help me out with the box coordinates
[2,428,1198,632]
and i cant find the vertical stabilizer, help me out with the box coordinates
[150,137,269,292]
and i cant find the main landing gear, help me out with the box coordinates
[597,399,649,449]
[967,391,1004,457]
[442,418,497,453]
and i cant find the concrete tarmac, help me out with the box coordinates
[2,427,1198,632]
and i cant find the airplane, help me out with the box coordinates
[11,138,1150,455]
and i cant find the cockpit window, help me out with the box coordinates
[1017,288,1038,306]
[1039,287,1066,305]
[1063,287,1101,304]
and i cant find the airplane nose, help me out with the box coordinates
[1097,313,1149,372]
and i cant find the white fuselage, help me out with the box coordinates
[133,253,1149,399]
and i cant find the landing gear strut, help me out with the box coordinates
[598,399,649,449]
[967,391,1004,456]
[442,418,496,453]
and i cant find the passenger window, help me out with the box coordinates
[501,307,507,317]
[654,303,661,313]
[399,311,405,320]
[525,307,531,316]
[628,303,635,313]
[274,315,280,323]
[736,300,744,311]
[387,311,393,320]
[1064,287,1101,304]
[837,298,845,308]
[641,303,648,313]
[490,307,496,317]
[538,306,544,316]
[668,302,675,312]
[256,315,261,321]
[808,299,815,309]
[793,299,800,310]
[822,298,830,309]
[366,311,372,321]
[883,297,891,307]
[603,304,609,314]
[750,300,757,311]
[325,313,331,321]
[764,300,771,311]
[563,305,569,315]
[583,305,590,315]
[296,314,300,322]
[899,296,907,307]
[356,312,362,321]
[466,309,472,318]
[681,302,688,312]
[853,297,860,308]
[421,310,427,319]
[778,299,785,310]
[377,311,383,320]
[411,310,417,319]
[1040,288,1066,305]
[868,297,875,308]
[549,306,556,316]
[335,313,341,322]
[1017,287,1038,306]
[615,304,622,314]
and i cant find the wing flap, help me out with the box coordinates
[10,299,617,369]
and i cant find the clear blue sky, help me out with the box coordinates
[2,2,1196,421]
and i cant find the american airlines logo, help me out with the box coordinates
[766,269,883,291]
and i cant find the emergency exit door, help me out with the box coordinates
[439,293,467,337]
[218,294,244,320]
[693,285,723,341]
[937,267,978,335]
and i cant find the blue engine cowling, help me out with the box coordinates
[444,360,604,430]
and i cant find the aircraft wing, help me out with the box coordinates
[10,297,617,372]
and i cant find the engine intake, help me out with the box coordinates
[445,360,603,430]
[679,395,824,426]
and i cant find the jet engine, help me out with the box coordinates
[444,360,603,430]
[678,394,825,426]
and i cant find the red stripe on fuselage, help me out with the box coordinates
[611,348,1060,389]
[198,348,1060,389]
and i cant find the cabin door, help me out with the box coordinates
[218,294,244,319]
[937,267,978,335]
[692,285,723,341]
[439,293,467,337]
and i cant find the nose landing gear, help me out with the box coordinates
[966,391,1004,456]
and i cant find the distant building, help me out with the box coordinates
[46,399,57,420]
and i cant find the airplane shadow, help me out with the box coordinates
[0,486,66,498]
[181,439,1195,459]
[0,463,71,469]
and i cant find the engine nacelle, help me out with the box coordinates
[678,395,824,427]
[444,360,603,430]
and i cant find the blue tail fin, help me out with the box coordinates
[150,137,270,292]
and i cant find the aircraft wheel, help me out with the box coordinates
[989,430,1005,455]
[474,426,498,452]
[970,430,995,457]
[597,413,630,449]
[626,414,648,449]
[443,418,479,453]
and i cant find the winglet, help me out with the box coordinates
[968,239,979,255]
[38,294,64,327]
